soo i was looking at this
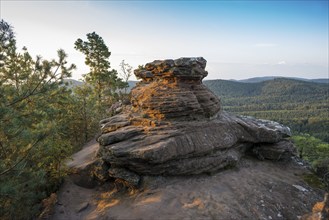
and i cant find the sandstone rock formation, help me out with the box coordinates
[97,57,297,186]
[131,57,220,121]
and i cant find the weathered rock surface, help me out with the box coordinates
[131,57,220,120]
[97,57,297,185]
[98,111,296,178]
[50,157,327,220]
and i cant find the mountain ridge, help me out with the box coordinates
[64,76,328,90]
[204,78,329,98]
[236,76,328,84]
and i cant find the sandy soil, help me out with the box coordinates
[48,142,326,220]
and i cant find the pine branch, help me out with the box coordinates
[0,134,47,176]
[6,57,66,107]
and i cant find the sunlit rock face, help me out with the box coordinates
[131,57,220,121]
[97,57,296,186]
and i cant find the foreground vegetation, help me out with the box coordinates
[0,20,129,219]
[292,135,329,185]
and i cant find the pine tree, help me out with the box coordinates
[72,83,98,144]
[0,19,76,219]
[74,32,126,115]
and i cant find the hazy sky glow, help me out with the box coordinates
[1,0,328,80]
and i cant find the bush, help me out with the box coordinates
[292,134,329,187]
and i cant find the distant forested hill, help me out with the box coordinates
[237,76,328,84]
[204,78,329,142]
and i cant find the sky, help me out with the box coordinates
[1,0,328,81]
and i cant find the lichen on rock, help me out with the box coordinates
[97,57,297,186]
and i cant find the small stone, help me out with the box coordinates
[292,184,308,192]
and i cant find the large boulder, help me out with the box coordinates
[97,57,296,185]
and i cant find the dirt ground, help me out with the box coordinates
[48,141,326,220]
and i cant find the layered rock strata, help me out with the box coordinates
[131,57,220,121]
[97,57,296,186]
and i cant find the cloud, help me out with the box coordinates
[277,61,286,65]
[254,43,278,47]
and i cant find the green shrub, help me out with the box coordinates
[292,134,329,187]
